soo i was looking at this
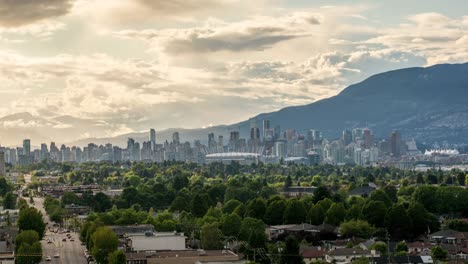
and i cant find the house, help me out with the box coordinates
[429,229,468,245]
[0,227,17,264]
[358,239,376,250]
[266,223,339,241]
[407,242,432,255]
[126,250,241,264]
[266,224,296,240]
[301,246,326,264]
[348,186,376,197]
[325,248,378,263]
[63,204,91,216]
[280,186,316,197]
[371,255,433,264]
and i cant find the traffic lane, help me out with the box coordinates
[41,231,87,264]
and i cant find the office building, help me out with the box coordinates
[0,152,5,176]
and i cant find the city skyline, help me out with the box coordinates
[0,124,434,167]
[0,1,467,145]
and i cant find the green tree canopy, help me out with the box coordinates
[280,235,305,264]
[222,199,242,214]
[360,201,387,228]
[108,250,127,264]
[91,227,118,264]
[201,223,223,250]
[324,203,346,226]
[340,220,375,239]
[265,199,287,225]
[283,199,307,224]
[3,192,16,209]
[16,241,42,264]
[307,204,326,225]
[245,198,267,220]
[222,213,242,237]
[18,207,46,239]
[385,205,412,240]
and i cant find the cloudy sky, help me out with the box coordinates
[0,0,467,144]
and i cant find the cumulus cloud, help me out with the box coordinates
[0,0,75,27]
[112,12,321,53]
[364,12,468,65]
[74,0,266,26]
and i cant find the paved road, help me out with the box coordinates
[25,185,87,264]
[35,197,87,264]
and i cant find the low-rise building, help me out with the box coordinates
[109,225,155,237]
[325,248,378,263]
[125,250,241,264]
[125,232,186,252]
[302,246,326,263]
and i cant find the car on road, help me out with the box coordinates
[70,238,75,241]
[54,253,60,258]
[47,239,52,243]
[45,256,51,261]
[62,238,66,242]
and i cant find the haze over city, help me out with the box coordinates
[0,0,467,145]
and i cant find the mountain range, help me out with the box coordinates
[1,62,468,147]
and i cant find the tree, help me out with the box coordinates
[173,174,189,191]
[223,199,242,214]
[245,198,267,220]
[412,186,438,213]
[307,204,325,225]
[370,242,388,255]
[91,227,118,264]
[324,203,346,226]
[16,230,40,251]
[360,201,387,228]
[395,241,408,254]
[265,200,286,225]
[108,250,127,264]
[3,192,16,209]
[369,190,392,207]
[407,202,430,237]
[16,241,42,264]
[191,193,210,218]
[93,192,112,212]
[431,246,448,261]
[339,220,375,239]
[383,186,398,203]
[283,199,307,224]
[201,223,223,250]
[169,196,190,212]
[313,186,331,204]
[284,175,292,189]
[18,207,45,239]
[280,236,304,264]
[0,177,12,196]
[61,191,81,206]
[239,217,265,241]
[222,213,242,237]
[353,257,370,264]
[385,205,412,240]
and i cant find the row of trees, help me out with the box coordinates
[80,224,126,264]
[16,203,46,264]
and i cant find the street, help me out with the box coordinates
[24,174,87,264]
[31,196,87,264]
